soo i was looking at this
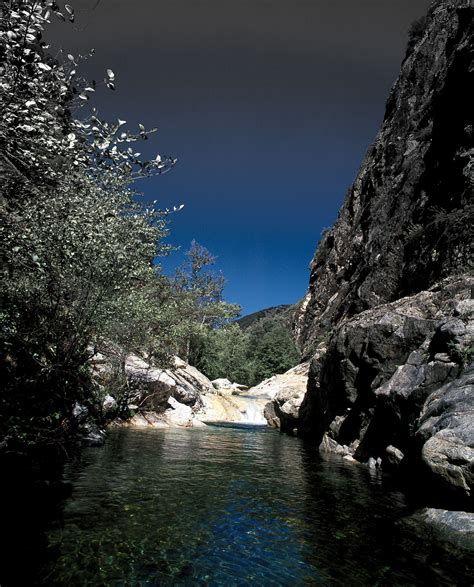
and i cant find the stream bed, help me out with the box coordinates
[26,426,473,585]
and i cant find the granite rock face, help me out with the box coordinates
[297,276,473,501]
[295,0,473,356]
[93,353,216,428]
[122,354,214,412]
[281,0,474,505]
[252,362,311,431]
[99,354,267,428]
[418,366,474,499]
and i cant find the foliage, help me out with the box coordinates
[192,324,251,384]
[172,241,240,361]
[245,312,300,384]
[0,0,295,449]
[235,304,290,330]
[192,310,300,387]
[0,0,180,447]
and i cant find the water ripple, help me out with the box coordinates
[41,427,469,585]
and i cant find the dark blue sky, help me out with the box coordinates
[50,0,430,315]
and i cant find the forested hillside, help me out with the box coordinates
[236,304,290,330]
[189,304,299,387]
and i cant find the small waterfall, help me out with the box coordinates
[198,393,268,425]
[238,396,267,425]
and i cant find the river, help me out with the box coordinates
[19,425,473,585]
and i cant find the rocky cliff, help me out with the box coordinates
[295,0,473,356]
[275,0,473,506]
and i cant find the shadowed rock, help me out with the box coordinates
[285,0,473,507]
[418,366,474,499]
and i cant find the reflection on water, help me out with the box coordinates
[38,427,470,585]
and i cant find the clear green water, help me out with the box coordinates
[38,426,470,586]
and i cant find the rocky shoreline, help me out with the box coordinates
[82,353,269,438]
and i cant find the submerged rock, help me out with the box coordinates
[402,508,474,553]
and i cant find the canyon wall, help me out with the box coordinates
[295,0,473,356]
[280,0,473,506]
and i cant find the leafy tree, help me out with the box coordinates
[245,315,300,385]
[172,240,240,361]
[194,310,300,387]
[0,0,179,448]
[193,324,250,384]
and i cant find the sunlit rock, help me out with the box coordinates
[197,392,267,425]
[252,362,310,432]
[164,397,194,427]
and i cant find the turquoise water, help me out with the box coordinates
[36,426,470,585]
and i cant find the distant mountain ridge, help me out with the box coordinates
[236,305,292,330]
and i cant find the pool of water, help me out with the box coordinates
[34,426,470,585]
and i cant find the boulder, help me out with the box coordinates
[72,402,88,421]
[164,397,194,427]
[273,388,304,433]
[295,275,474,502]
[319,434,354,457]
[417,366,474,501]
[249,362,310,432]
[94,354,218,429]
[232,383,249,391]
[402,509,474,553]
[249,362,309,401]
[124,355,213,411]
[92,353,215,415]
[264,401,280,429]
[212,378,234,390]
[385,445,404,468]
[172,357,216,397]
[211,378,248,395]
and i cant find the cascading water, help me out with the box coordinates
[238,396,267,425]
[198,392,268,425]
